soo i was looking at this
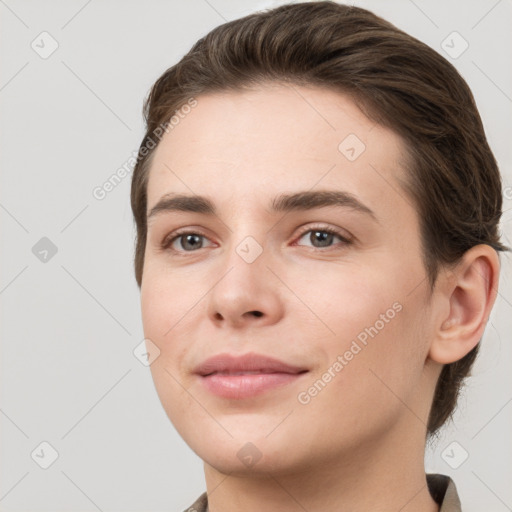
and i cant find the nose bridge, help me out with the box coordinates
[222,198,270,266]
[220,226,269,292]
[206,219,283,327]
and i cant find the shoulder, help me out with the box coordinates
[427,473,462,512]
[182,491,208,512]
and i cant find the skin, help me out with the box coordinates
[139,82,499,512]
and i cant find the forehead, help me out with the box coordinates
[146,83,412,219]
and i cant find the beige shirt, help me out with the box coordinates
[182,473,462,512]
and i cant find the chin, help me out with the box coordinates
[181,423,309,477]
[199,442,302,477]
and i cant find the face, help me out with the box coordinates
[140,83,438,476]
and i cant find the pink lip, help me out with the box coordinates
[194,352,308,399]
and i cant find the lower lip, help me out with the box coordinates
[199,372,306,399]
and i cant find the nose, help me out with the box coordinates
[206,238,285,329]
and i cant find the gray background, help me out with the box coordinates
[1,0,511,510]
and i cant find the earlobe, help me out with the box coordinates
[428,244,500,365]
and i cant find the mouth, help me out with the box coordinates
[203,368,306,376]
[194,352,309,399]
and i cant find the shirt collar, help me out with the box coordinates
[185,473,462,512]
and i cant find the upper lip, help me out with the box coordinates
[193,352,308,376]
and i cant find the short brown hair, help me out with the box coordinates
[130,1,508,436]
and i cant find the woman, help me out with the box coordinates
[130,2,507,510]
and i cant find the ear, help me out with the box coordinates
[428,244,500,365]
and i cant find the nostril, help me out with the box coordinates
[251,311,263,317]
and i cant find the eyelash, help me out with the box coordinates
[160,224,352,254]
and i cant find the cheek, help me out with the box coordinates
[293,264,402,342]
[140,262,198,338]
[298,264,429,395]
[140,277,201,433]
[140,272,194,391]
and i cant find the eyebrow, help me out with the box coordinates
[147,190,377,222]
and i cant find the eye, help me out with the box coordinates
[294,225,352,249]
[161,224,352,254]
[161,230,214,253]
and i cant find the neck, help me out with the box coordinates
[203,421,439,512]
